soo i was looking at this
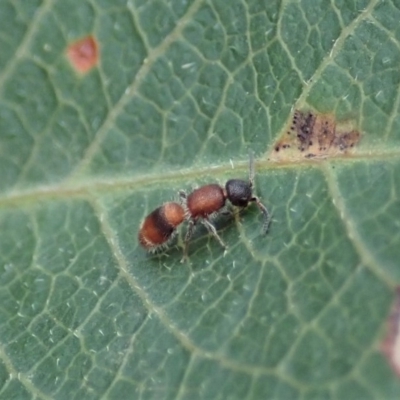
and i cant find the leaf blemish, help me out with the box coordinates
[66,35,99,74]
[381,287,400,377]
[272,109,361,159]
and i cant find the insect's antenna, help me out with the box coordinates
[248,150,255,187]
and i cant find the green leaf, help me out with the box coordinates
[1,0,400,399]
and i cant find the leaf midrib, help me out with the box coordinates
[0,150,399,208]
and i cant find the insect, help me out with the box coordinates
[179,152,270,259]
[138,202,185,251]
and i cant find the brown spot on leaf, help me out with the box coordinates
[271,109,361,160]
[67,36,99,74]
[333,130,361,150]
[292,110,316,152]
[381,287,400,378]
[274,138,292,153]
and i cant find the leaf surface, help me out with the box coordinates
[1,0,400,399]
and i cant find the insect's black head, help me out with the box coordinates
[225,179,253,207]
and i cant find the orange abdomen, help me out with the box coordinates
[138,202,184,249]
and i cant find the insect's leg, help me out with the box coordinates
[252,196,271,233]
[181,218,195,262]
[201,219,226,249]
